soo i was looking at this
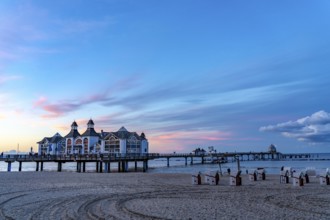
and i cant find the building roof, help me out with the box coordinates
[104,128,143,140]
[37,137,51,144]
[87,119,94,125]
[64,129,81,138]
[81,128,100,137]
[37,133,64,144]
[99,130,110,139]
[118,126,128,132]
[71,121,78,127]
[268,144,277,153]
[50,134,63,143]
[140,132,146,140]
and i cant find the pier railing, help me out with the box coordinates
[0,151,316,163]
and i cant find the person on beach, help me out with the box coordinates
[215,172,220,185]
[197,172,202,185]
[227,168,231,175]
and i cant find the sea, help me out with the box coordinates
[0,153,329,174]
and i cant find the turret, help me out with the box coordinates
[71,121,78,130]
[87,119,94,129]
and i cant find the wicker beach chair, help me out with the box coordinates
[230,170,242,186]
[292,171,304,186]
[248,170,257,181]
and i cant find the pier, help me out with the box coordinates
[0,151,316,172]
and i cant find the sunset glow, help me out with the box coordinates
[1,1,330,153]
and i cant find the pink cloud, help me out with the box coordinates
[33,96,47,107]
[155,130,231,141]
[148,130,232,153]
[33,92,109,118]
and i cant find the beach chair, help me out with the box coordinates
[192,172,202,185]
[280,167,291,184]
[257,168,266,180]
[305,167,316,177]
[304,168,316,184]
[248,170,257,181]
[292,171,304,186]
[204,171,220,185]
[319,169,330,185]
[230,170,242,186]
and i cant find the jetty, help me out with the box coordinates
[0,151,317,173]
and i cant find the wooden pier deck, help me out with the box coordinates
[0,151,315,173]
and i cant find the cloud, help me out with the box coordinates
[34,93,109,118]
[53,17,114,35]
[33,74,142,118]
[0,3,114,69]
[0,74,21,85]
[260,110,330,143]
[148,130,232,153]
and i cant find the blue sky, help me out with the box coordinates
[1,0,330,153]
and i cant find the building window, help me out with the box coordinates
[41,144,48,155]
[127,136,140,153]
[67,139,72,154]
[105,136,120,153]
[58,141,65,154]
[75,139,82,145]
[83,138,88,153]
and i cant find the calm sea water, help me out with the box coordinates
[1,153,329,174]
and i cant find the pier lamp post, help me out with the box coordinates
[235,155,241,171]
[218,160,223,176]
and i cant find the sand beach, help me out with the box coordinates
[0,172,329,220]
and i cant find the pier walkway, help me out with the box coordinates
[0,151,313,173]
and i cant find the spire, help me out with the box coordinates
[71,121,78,130]
[87,119,94,129]
[82,119,99,137]
[65,121,81,138]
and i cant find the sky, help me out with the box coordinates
[1,0,330,154]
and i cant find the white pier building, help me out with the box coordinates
[37,119,148,155]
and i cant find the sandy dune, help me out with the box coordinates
[0,172,329,219]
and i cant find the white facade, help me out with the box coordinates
[37,120,149,155]
[37,133,65,155]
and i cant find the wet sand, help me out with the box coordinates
[0,172,329,219]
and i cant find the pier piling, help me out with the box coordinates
[7,162,12,172]
[107,162,111,173]
[99,162,103,173]
[143,160,147,172]
[57,162,62,172]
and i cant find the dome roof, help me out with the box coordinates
[268,144,277,153]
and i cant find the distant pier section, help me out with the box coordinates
[0,151,322,173]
